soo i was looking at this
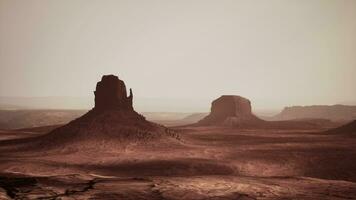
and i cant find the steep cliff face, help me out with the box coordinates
[94,75,133,111]
[210,95,253,118]
[198,95,263,127]
[197,95,331,129]
[38,75,179,149]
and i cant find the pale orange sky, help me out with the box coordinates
[0,0,356,112]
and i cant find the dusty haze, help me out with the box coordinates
[1,0,356,112]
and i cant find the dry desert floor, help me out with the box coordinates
[0,126,356,199]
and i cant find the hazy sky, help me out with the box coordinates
[1,0,356,112]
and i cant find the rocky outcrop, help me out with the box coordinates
[39,75,179,148]
[197,95,331,129]
[94,75,133,111]
[198,95,263,127]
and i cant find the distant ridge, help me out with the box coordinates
[0,110,86,130]
[197,95,329,129]
[273,105,356,121]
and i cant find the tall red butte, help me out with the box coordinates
[39,75,179,149]
[94,75,133,111]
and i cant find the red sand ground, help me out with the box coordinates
[0,125,356,199]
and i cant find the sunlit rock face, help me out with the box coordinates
[94,75,133,111]
[198,95,262,127]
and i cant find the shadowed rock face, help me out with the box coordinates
[326,120,356,134]
[198,95,262,126]
[94,75,133,111]
[37,74,179,148]
[197,95,333,129]
[211,95,252,118]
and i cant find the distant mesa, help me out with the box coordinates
[40,74,179,148]
[197,95,331,129]
[198,95,263,127]
[273,105,356,122]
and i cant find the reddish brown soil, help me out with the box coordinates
[0,125,355,199]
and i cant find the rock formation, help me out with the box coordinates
[273,105,356,122]
[198,95,263,127]
[197,95,330,129]
[39,75,178,148]
[94,75,133,111]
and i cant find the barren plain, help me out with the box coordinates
[1,125,355,200]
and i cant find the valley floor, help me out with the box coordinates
[0,126,355,199]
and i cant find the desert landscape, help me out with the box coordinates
[0,75,355,199]
[1,1,356,199]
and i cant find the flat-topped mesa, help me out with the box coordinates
[211,95,253,118]
[94,75,133,111]
[198,95,262,126]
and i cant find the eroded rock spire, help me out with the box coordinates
[94,75,133,111]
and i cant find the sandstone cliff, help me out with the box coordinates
[38,75,179,149]
[198,95,263,127]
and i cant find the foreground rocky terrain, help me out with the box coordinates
[0,125,356,199]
